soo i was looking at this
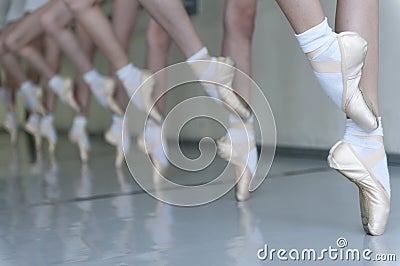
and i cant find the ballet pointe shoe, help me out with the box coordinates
[103,78,124,116]
[189,56,251,120]
[234,167,252,202]
[125,70,163,124]
[34,87,46,116]
[69,125,90,163]
[105,129,120,167]
[137,124,169,177]
[328,140,390,236]
[137,133,168,177]
[4,112,18,146]
[105,125,129,168]
[56,78,80,113]
[40,118,57,155]
[19,84,45,115]
[307,32,378,131]
[25,115,42,151]
[217,122,257,202]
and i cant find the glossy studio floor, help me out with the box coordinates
[0,133,399,266]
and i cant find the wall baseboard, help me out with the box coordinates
[2,130,399,166]
[275,145,400,166]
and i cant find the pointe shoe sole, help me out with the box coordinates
[328,141,390,236]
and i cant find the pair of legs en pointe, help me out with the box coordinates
[144,0,258,201]
[56,0,250,171]
[0,2,46,148]
[276,0,389,235]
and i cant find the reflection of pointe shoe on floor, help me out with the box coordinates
[25,113,41,151]
[40,115,57,154]
[105,115,130,167]
[307,32,378,131]
[69,117,90,163]
[328,119,390,236]
[189,55,251,120]
[217,118,258,202]
[126,70,163,124]
[4,112,18,146]
[137,119,169,176]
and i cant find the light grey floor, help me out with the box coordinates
[0,133,399,266]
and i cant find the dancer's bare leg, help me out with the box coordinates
[0,26,30,86]
[0,52,28,85]
[3,2,53,53]
[100,0,139,167]
[136,0,203,58]
[64,0,203,62]
[274,0,324,34]
[335,0,379,114]
[222,0,256,105]
[275,0,377,131]
[40,1,121,112]
[0,46,43,113]
[0,41,18,145]
[213,0,258,202]
[62,0,163,125]
[330,0,389,236]
[145,18,171,114]
[25,40,44,151]
[69,24,93,163]
[30,34,59,153]
[63,0,129,70]
[19,43,56,83]
[111,0,139,110]
[0,2,80,112]
[140,18,172,174]
[276,0,389,235]
[75,24,93,118]
[40,1,91,75]
[43,34,58,114]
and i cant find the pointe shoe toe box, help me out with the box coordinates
[328,141,390,236]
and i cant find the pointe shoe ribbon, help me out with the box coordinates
[189,56,251,120]
[307,32,378,131]
[328,139,390,236]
